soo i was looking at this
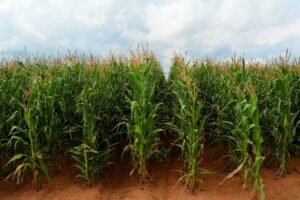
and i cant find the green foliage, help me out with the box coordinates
[0,51,299,198]
[0,56,130,187]
[125,60,163,181]
[5,105,50,190]
[267,67,300,175]
[226,84,264,199]
[70,62,129,185]
[168,56,208,190]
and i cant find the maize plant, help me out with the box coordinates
[268,67,300,175]
[168,56,208,190]
[5,78,51,190]
[250,87,265,200]
[125,59,163,182]
[207,66,265,199]
[70,62,128,185]
[70,85,112,185]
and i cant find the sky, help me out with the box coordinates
[1,0,300,72]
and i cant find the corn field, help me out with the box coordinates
[0,50,299,199]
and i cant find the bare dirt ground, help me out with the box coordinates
[0,150,299,200]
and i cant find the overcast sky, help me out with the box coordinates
[1,0,300,72]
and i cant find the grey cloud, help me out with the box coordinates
[0,0,300,72]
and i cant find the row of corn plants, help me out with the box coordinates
[124,51,165,182]
[70,59,130,185]
[0,52,299,200]
[0,61,84,189]
[190,57,299,199]
[168,56,208,190]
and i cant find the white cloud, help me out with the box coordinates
[0,0,300,71]
[75,13,106,27]
[256,19,300,45]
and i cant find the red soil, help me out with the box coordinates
[0,151,299,200]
